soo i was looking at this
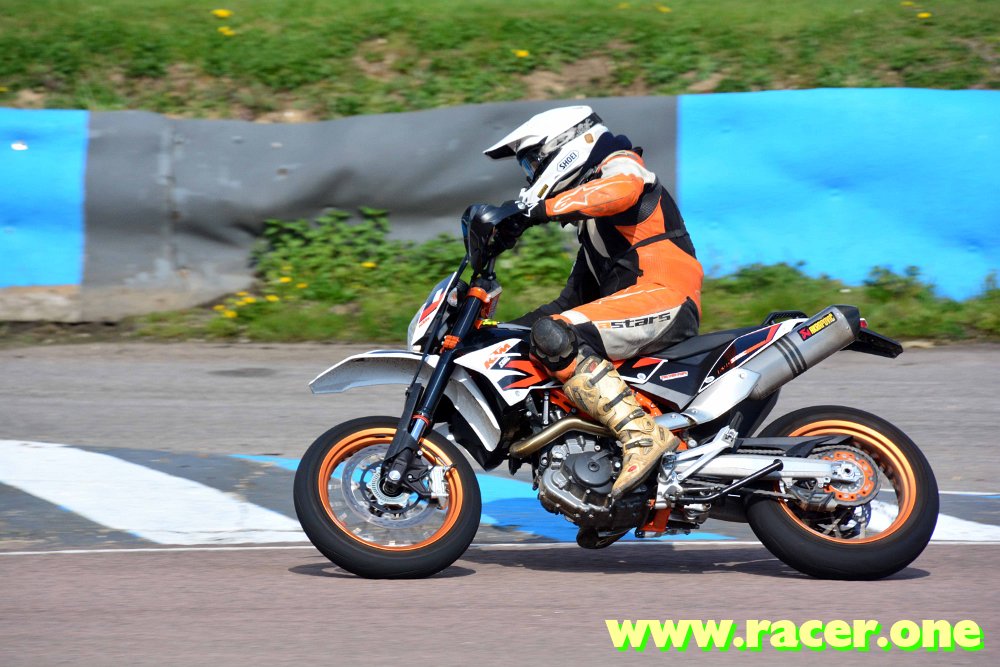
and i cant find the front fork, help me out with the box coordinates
[380,276,494,495]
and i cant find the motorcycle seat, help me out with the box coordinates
[653,326,761,360]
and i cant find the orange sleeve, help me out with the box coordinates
[545,173,645,219]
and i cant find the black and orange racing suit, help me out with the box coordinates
[514,147,703,366]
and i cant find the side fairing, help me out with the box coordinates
[453,334,557,406]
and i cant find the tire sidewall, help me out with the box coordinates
[746,405,939,580]
[293,416,481,579]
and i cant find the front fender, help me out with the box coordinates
[310,350,501,451]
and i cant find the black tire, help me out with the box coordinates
[745,405,938,580]
[293,416,480,579]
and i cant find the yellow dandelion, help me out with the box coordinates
[211,9,233,19]
[278,276,292,283]
[0,86,8,93]
[296,282,309,289]
[236,291,248,297]
[656,5,672,12]
[242,296,257,304]
[916,11,932,19]
[512,49,530,58]
[361,261,378,269]
[222,310,238,319]
[212,304,226,312]
[900,1,915,6]
[218,26,236,37]
[266,295,280,302]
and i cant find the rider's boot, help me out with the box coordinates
[562,355,679,500]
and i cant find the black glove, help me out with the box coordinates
[522,200,549,224]
[463,200,546,254]
[497,200,552,249]
[494,215,529,252]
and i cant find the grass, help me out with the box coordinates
[2,1,995,346]
[129,263,1000,345]
[1,1,997,119]
[126,210,1000,344]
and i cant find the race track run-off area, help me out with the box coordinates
[1,342,998,665]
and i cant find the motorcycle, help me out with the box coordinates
[293,204,938,580]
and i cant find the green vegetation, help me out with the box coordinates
[1,0,997,119]
[3,1,995,345]
[132,210,1000,343]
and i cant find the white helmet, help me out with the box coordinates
[484,105,609,208]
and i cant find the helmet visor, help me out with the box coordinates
[517,148,542,181]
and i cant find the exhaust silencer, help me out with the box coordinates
[742,305,861,400]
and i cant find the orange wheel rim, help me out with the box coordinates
[316,428,463,552]
[777,420,917,544]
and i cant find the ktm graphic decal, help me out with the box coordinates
[501,358,553,390]
[482,341,515,370]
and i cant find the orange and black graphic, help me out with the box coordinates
[709,324,782,379]
[479,341,559,392]
[502,358,555,390]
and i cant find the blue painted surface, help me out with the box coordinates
[0,108,89,287]
[233,454,730,542]
[678,89,1000,299]
[232,454,300,471]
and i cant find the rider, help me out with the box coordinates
[477,105,704,500]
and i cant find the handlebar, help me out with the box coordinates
[463,200,529,274]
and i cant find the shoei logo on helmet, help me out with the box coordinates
[557,150,580,172]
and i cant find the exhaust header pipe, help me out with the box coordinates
[742,305,861,400]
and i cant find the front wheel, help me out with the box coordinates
[746,406,938,580]
[293,416,481,578]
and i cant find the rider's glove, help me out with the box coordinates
[521,200,549,224]
[494,216,528,252]
[462,200,548,253]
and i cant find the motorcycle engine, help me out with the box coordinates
[535,432,648,531]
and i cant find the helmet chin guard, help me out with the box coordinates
[484,105,610,208]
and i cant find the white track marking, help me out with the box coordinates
[867,500,1000,541]
[940,490,1000,496]
[1,546,317,556]
[932,513,1000,541]
[2,541,999,558]
[0,440,307,545]
[2,439,1000,547]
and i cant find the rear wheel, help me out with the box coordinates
[293,416,480,578]
[746,406,938,580]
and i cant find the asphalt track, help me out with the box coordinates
[2,342,999,666]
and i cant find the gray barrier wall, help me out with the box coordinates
[78,98,676,321]
[5,89,996,322]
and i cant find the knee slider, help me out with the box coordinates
[530,317,578,372]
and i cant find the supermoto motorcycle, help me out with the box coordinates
[293,205,938,580]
